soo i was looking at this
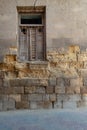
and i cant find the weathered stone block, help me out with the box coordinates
[48,78,56,86]
[16,101,29,109]
[69,45,80,54]
[0,102,2,111]
[79,69,87,77]
[0,71,4,79]
[9,94,21,102]
[49,94,56,102]
[4,87,24,94]
[28,94,43,101]
[46,86,54,94]
[0,79,3,87]
[4,55,16,63]
[35,87,45,94]
[30,102,43,109]
[25,86,36,94]
[25,86,45,94]
[83,78,87,86]
[43,94,49,101]
[43,101,52,109]
[70,78,82,87]
[69,61,83,69]
[56,78,70,87]
[78,53,87,61]
[77,100,87,108]
[3,79,10,87]
[82,94,87,101]
[55,86,65,94]
[84,61,87,69]
[66,86,80,94]
[68,94,81,102]
[63,101,77,109]
[54,101,63,109]
[80,87,87,94]
[21,94,28,101]
[3,98,15,111]
[57,94,70,102]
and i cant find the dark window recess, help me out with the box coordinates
[21,15,42,24]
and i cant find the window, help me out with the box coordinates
[17,6,46,61]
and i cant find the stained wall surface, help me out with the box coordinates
[0,0,87,60]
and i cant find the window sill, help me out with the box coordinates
[17,59,48,65]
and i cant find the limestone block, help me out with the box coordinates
[83,78,87,86]
[84,61,87,69]
[54,101,62,109]
[43,94,49,101]
[69,45,80,54]
[4,55,16,63]
[35,87,45,94]
[30,101,52,109]
[16,101,29,109]
[64,53,77,62]
[25,86,36,94]
[69,61,83,69]
[9,94,21,102]
[63,101,77,109]
[56,78,64,87]
[77,100,87,108]
[4,87,24,94]
[30,102,44,109]
[48,78,56,86]
[49,94,56,102]
[66,86,80,94]
[25,86,45,94]
[55,86,65,94]
[46,86,54,94]
[3,79,10,87]
[21,94,28,101]
[0,102,2,111]
[70,78,82,87]
[80,69,87,77]
[57,94,81,102]
[3,98,15,111]
[78,53,87,61]
[0,71,4,79]
[80,87,87,94]
[30,102,37,109]
[57,94,70,102]
[28,94,43,101]
[12,87,24,94]
[68,94,81,102]
[0,79,3,87]
[43,101,52,109]
[9,79,20,87]
[39,79,48,86]
[82,94,87,101]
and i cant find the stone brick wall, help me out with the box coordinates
[0,45,87,111]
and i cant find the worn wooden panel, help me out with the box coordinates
[36,27,44,60]
[19,27,28,61]
[29,27,36,60]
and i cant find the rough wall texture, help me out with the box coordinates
[0,45,87,111]
[0,0,87,60]
[1,0,87,110]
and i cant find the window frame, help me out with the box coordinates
[17,6,46,62]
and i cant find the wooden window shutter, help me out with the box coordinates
[29,27,36,60]
[19,27,28,61]
[36,27,44,60]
